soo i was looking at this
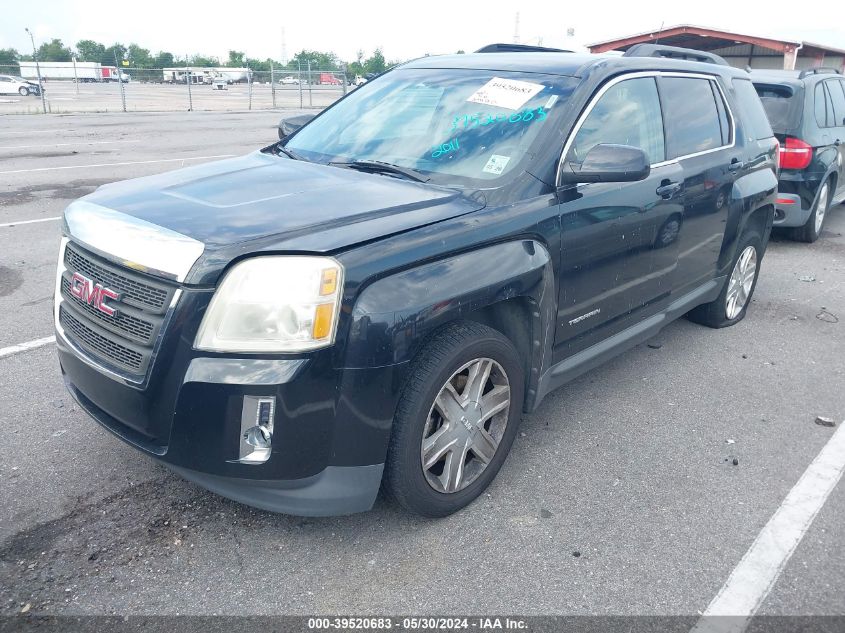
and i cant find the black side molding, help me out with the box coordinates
[623,43,729,66]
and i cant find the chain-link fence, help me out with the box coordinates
[0,63,350,114]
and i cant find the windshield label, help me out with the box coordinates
[482,154,511,175]
[544,94,559,109]
[467,77,545,111]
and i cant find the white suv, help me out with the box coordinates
[0,75,43,97]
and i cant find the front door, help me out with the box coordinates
[555,75,681,359]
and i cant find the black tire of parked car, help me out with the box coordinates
[383,321,525,517]
[18,87,28,96]
[686,230,763,329]
[788,177,833,244]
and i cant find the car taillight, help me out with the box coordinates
[779,137,812,170]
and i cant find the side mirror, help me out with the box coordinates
[278,113,316,140]
[559,143,651,184]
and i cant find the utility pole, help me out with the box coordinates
[185,56,193,111]
[72,56,79,95]
[114,51,127,112]
[307,59,312,107]
[24,28,47,113]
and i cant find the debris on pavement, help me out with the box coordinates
[814,416,836,428]
[798,275,816,282]
[816,309,839,323]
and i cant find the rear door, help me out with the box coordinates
[823,79,845,202]
[556,74,683,358]
[657,74,737,296]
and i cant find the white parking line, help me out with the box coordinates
[0,140,140,150]
[0,216,61,228]
[0,154,235,175]
[0,336,56,359]
[691,421,845,633]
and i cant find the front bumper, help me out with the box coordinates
[58,321,407,516]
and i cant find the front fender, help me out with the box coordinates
[343,240,556,375]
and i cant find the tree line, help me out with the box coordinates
[0,38,392,77]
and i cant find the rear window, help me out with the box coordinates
[753,82,800,132]
[733,79,774,140]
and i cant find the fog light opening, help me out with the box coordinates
[235,396,275,464]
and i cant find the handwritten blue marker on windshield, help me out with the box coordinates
[432,138,459,159]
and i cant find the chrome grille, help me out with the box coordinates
[64,242,171,313]
[59,306,145,373]
[57,241,178,380]
[60,276,155,345]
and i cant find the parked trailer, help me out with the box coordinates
[19,60,103,82]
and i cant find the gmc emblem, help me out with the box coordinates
[70,272,119,316]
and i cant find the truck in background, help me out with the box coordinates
[19,61,129,83]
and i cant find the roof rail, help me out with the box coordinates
[474,43,572,54]
[623,43,729,66]
[798,67,842,79]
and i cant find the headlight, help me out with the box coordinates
[194,256,343,353]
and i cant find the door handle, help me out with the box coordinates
[729,159,744,172]
[656,181,681,198]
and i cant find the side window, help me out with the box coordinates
[825,80,845,127]
[815,83,831,127]
[660,77,724,158]
[568,77,665,165]
[732,78,773,140]
[712,81,731,145]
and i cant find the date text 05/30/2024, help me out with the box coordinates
[307,617,529,630]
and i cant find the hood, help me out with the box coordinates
[83,151,481,250]
[73,151,484,284]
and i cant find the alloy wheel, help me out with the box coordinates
[814,182,830,235]
[421,358,511,494]
[726,245,758,320]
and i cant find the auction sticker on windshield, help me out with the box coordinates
[467,77,545,110]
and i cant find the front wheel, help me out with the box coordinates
[18,87,29,96]
[384,322,525,517]
[686,231,763,328]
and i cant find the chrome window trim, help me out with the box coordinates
[63,200,204,283]
[556,71,737,185]
[54,237,183,389]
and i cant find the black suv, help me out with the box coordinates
[752,68,845,242]
[55,44,778,517]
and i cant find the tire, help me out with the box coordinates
[18,87,28,96]
[384,321,525,517]
[789,178,831,243]
[687,231,763,329]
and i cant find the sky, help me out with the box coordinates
[2,0,844,63]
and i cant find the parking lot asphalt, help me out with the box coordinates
[0,112,843,617]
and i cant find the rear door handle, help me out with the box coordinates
[656,181,681,198]
[729,159,744,172]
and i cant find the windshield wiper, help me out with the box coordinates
[275,143,302,160]
[329,159,430,183]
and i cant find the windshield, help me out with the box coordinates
[284,68,578,187]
